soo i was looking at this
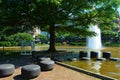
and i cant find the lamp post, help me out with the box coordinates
[0,36,5,61]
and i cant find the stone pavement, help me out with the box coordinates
[0,64,100,80]
[0,55,100,80]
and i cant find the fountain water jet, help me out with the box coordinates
[87,25,102,49]
[86,25,102,58]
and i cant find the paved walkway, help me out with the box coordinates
[0,64,100,80]
[0,56,100,80]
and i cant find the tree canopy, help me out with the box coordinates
[0,0,120,52]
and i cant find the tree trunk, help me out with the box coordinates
[48,24,56,53]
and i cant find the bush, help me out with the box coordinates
[103,42,120,47]
[69,42,86,46]
[0,41,11,47]
[10,41,19,46]
[15,33,33,41]
[36,34,49,44]
[2,33,34,46]
[55,42,62,46]
[7,35,18,46]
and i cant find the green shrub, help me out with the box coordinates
[0,41,11,47]
[7,33,34,46]
[15,33,33,41]
[55,42,62,46]
[103,42,120,47]
[10,41,19,46]
[36,34,49,44]
[69,42,86,46]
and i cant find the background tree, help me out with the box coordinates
[37,34,49,44]
[0,0,120,52]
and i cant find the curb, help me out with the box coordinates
[55,61,116,80]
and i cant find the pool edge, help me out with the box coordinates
[55,61,117,80]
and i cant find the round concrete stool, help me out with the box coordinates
[90,51,98,58]
[81,57,90,60]
[38,60,55,71]
[0,64,15,77]
[21,64,41,79]
[37,57,51,61]
[96,58,106,61]
[103,52,111,59]
[54,57,64,62]
[79,51,87,58]
[68,58,77,61]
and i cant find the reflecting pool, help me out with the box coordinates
[61,46,120,79]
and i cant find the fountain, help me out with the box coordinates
[86,24,102,58]
[87,25,102,49]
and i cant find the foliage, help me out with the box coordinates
[103,42,120,47]
[69,42,86,46]
[8,32,33,45]
[0,41,11,46]
[36,34,49,44]
[0,33,33,46]
[101,30,118,36]
[55,42,62,46]
[14,33,33,41]
[37,34,48,41]
[1,0,119,35]
[0,0,120,52]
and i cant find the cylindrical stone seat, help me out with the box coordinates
[103,52,111,59]
[68,58,77,61]
[110,57,119,61]
[37,57,51,61]
[21,64,41,79]
[38,60,55,71]
[81,57,90,60]
[79,51,87,59]
[96,58,106,61]
[0,64,15,77]
[54,57,64,62]
[90,51,98,58]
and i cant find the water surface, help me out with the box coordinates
[62,46,120,79]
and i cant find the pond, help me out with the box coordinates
[59,46,120,79]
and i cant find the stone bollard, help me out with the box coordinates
[90,51,98,58]
[79,51,87,59]
[103,52,111,59]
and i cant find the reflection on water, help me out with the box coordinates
[64,60,120,79]
[92,61,101,73]
[59,46,120,79]
[100,60,120,79]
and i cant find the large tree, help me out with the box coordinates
[0,0,120,52]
